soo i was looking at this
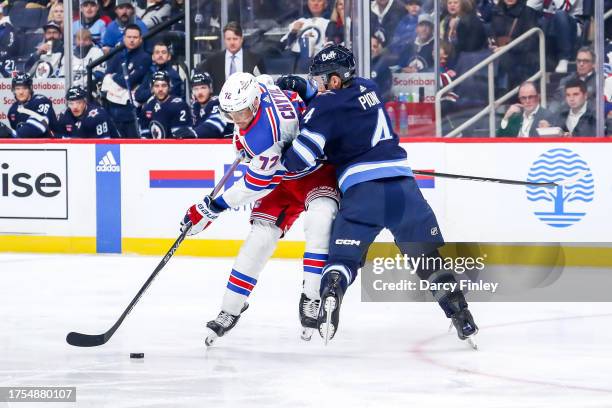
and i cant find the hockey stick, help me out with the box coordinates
[412,170,588,188]
[121,59,142,138]
[66,154,243,347]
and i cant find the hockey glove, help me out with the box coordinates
[181,196,223,235]
[275,75,318,105]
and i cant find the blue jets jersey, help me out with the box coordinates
[8,94,58,138]
[192,96,233,138]
[282,77,412,193]
[56,104,119,138]
[140,96,193,139]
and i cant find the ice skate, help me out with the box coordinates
[450,308,479,350]
[205,303,249,347]
[317,271,346,345]
[299,293,320,341]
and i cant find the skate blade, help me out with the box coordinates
[466,336,478,350]
[301,328,313,341]
[204,328,218,347]
[323,297,337,346]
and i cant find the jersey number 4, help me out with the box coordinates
[370,108,392,147]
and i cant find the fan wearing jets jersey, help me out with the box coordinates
[139,71,193,139]
[281,44,479,347]
[56,86,119,138]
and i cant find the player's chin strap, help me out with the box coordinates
[413,170,587,188]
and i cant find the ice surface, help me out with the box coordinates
[1,253,611,408]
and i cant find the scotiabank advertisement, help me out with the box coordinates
[0,79,66,122]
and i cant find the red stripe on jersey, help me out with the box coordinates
[245,172,272,188]
[265,107,279,143]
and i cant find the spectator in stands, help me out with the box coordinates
[99,0,117,22]
[543,0,584,73]
[540,79,595,137]
[370,0,406,45]
[135,41,183,104]
[440,0,488,56]
[549,46,595,113]
[281,0,330,71]
[438,41,461,134]
[370,34,392,100]
[25,0,50,9]
[490,0,539,92]
[399,13,434,73]
[196,22,266,95]
[60,29,105,87]
[47,1,64,31]
[325,0,344,45]
[101,0,148,52]
[56,86,119,138]
[73,0,108,46]
[8,72,58,138]
[496,81,556,137]
[388,0,421,56]
[102,23,151,137]
[169,0,184,31]
[139,70,192,138]
[137,0,170,29]
[0,6,18,78]
[26,21,64,78]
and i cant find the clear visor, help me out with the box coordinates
[309,74,329,90]
[221,106,254,124]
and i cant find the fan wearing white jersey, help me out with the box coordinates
[180,73,339,346]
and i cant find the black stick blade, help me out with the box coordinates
[66,331,108,347]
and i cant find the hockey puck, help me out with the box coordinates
[130,353,144,359]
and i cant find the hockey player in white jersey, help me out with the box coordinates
[180,73,339,346]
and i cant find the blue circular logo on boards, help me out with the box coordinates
[526,148,594,228]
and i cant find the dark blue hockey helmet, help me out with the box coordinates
[309,44,356,87]
[66,86,87,101]
[191,72,213,90]
[11,72,33,91]
[151,70,170,87]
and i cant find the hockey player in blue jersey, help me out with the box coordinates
[281,45,478,346]
[56,86,119,138]
[8,72,57,138]
[140,71,193,139]
[174,72,233,139]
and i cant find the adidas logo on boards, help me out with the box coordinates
[96,151,120,172]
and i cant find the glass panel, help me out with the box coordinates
[540,0,600,138]
[371,0,436,137]
[190,0,223,70]
[603,2,612,136]
[238,0,333,75]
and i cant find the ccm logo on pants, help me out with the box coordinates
[335,239,361,246]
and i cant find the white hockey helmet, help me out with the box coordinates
[219,72,261,124]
